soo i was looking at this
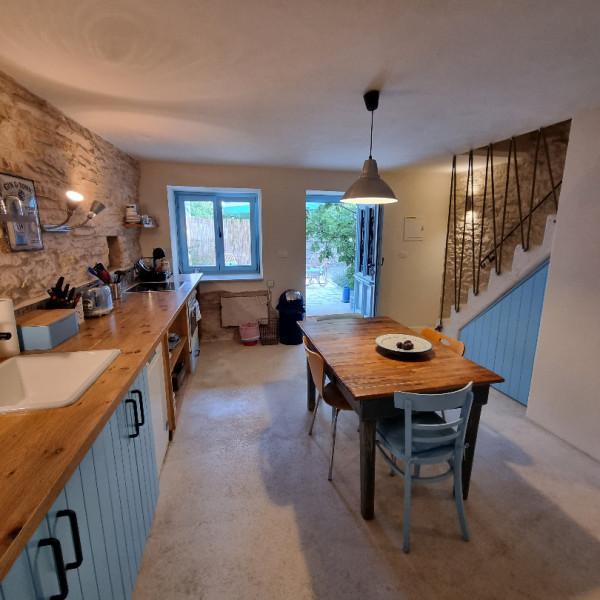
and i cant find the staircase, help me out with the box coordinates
[442,214,556,340]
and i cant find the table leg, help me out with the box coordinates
[306,358,316,411]
[360,420,376,520]
[462,385,490,499]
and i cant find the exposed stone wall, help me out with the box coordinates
[199,289,277,342]
[0,70,141,309]
[440,120,571,320]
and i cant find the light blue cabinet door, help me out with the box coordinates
[45,487,87,599]
[114,385,146,571]
[134,368,159,533]
[128,370,153,538]
[1,510,69,599]
[90,424,129,599]
[0,550,38,599]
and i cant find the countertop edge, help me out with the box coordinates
[0,274,202,581]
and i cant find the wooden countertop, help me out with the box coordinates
[0,274,201,581]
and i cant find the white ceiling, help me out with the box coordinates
[1,0,600,170]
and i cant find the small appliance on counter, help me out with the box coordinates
[135,248,171,282]
[81,285,113,317]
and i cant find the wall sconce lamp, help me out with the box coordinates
[43,191,106,232]
[341,90,398,205]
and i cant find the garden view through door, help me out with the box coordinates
[305,192,357,317]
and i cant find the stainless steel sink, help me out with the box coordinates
[0,349,121,414]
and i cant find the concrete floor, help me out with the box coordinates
[305,280,354,317]
[133,341,600,600]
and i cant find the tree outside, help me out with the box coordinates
[306,203,357,289]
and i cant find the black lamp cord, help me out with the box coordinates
[369,110,374,159]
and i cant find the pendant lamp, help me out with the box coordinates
[341,90,397,205]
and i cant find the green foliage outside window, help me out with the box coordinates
[306,203,356,288]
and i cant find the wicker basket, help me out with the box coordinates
[259,318,279,345]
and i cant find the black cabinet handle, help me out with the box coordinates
[38,537,69,600]
[194,348,200,357]
[126,399,140,438]
[131,389,145,426]
[56,509,83,570]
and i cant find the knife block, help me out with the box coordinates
[16,309,79,350]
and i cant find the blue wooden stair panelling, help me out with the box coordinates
[460,260,549,406]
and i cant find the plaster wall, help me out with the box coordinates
[138,161,358,305]
[0,71,141,309]
[378,165,451,330]
[527,106,600,461]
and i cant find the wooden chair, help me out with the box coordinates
[420,327,465,356]
[375,382,474,553]
[303,336,353,480]
[419,329,465,418]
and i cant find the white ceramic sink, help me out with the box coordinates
[0,349,121,414]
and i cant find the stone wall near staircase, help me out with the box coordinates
[440,120,571,320]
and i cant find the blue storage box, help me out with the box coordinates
[16,309,79,350]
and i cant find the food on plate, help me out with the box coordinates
[396,339,414,350]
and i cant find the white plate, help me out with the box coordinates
[375,334,433,354]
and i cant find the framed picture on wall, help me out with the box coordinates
[0,173,44,252]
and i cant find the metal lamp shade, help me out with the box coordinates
[341,159,397,205]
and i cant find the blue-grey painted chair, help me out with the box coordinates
[303,336,352,480]
[375,382,474,553]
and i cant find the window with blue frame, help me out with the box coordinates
[174,188,261,276]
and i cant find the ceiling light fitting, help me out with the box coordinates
[341,89,397,205]
[43,191,106,232]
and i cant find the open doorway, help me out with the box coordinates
[305,191,358,317]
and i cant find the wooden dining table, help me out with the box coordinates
[298,316,504,520]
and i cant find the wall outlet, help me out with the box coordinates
[267,280,275,287]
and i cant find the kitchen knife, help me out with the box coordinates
[88,267,105,282]
[93,263,112,284]
[53,276,64,297]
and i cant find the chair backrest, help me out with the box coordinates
[393,382,473,458]
[303,336,325,397]
[420,327,465,356]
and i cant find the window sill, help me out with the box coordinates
[199,273,263,282]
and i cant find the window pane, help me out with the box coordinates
[221,201,252,266]
[185,201,216,267]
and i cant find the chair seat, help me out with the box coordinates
[376,411,455,456]
[322,382,352,411]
